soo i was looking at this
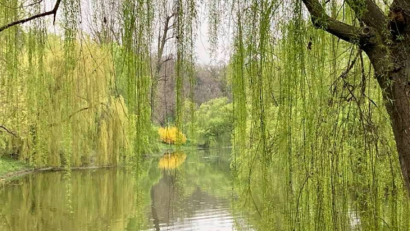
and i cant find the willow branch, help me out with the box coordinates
[302,0,380,50]
[302,0,363,43]
[49,107,90,127]
[346,0,387,32]
[0,0,62,33]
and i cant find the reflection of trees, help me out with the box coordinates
[232,167,286,231]
[0,169,148,231]
[0,149,234,231]
[149,149,233,228]
[150,170,183,228]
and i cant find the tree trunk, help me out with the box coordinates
[369,46,410,192]
[386,62,410,191]
[151,76,158,122]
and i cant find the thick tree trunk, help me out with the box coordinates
[367,46,410,192]
[387,63,410,191]
[369,46,410,192]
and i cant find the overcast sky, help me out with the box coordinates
[195,14,231,65]
[39,0,231,65]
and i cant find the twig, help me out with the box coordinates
[330,49,362,94]
[49,107,90,127]
[0,125,17,138]
[0,0,62,33]
[0,0,44,9]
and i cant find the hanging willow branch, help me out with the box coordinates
[0,0,62,32]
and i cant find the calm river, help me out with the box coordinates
[0,149,254,231]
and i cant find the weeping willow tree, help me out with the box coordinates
[1,0,410,230]
[0,0,157,167]
[224,0,410,230]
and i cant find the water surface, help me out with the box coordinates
[0,149,253,231]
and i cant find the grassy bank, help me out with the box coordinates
[0,157,30,178]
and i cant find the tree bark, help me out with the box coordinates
[385,59,410,191]
[151,12,174,122]
[302,0,410,193]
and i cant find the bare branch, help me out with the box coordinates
[164,36,174,42]
[156,12,174,72]
[161,56,173,64]
[0,0,62,33]
[0,125,17,138]
[166,12,175,21]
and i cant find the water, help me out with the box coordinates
[0,149,253,231]
[2,149,408,231]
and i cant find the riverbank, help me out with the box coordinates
[0,143,210,181]
[0,157,119,182]
[158,142,200,152]
[0,157,30,179]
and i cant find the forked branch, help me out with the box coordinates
[302,0,363,43]
[302,0,379,48]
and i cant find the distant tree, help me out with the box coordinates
[193,97,233,147]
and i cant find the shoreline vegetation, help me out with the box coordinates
[0,156,118,182]
[0,143,231,182]
[0,142,214,182]
[0,157,29,180]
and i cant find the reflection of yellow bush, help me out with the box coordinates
[158,152,187,170]
[158,126,187,145]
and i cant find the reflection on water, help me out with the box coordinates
[0,169,141,231]
[0,149,253,231]
[150,173,235,230]
[158,152,187,170]
[149,150,251,230]
[1,148,405,230]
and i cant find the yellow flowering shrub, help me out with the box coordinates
[158,126,187,145]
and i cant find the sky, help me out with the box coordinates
[40,0,231,65]
[194,13,231,65]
